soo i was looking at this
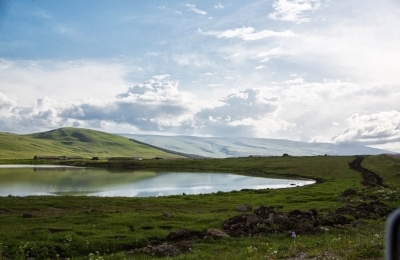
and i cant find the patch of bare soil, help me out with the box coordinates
[349,156,384,187]
[222,202,392,237]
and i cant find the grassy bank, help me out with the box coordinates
[0,155,399,259]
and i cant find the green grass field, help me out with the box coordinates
[0,127,181,159]
[0,154,399,259]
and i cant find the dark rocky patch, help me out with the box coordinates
[22,213,34,218]
[140,240,192,257]
[341,188,357,197]
[167,229,204,241]
[176,241,192,252]
[335,201,392,219]
[222,202,393,237]
[167,229,191,240]
[143,244,179,257]
[132,234,195,257]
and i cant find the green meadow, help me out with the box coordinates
[0,128,399,259]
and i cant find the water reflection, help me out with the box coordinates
[0,165,315,197]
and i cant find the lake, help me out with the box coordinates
[0,165,315,197]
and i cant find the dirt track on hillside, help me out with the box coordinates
[349,156,384,187]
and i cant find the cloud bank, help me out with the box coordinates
[332,111,400,145]
[0,69,399,152]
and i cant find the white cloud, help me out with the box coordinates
[153,74,170,80]
[276,1,400,86]
[0,95,71,133]
[203,27,296,41]
[195,89,280,125]
[146,52,160,57]
[255,65,265,70]
[268,0,321,23]
[225,52,241,60]
[58,85,292,137]
[370,142,400,153]
[172,52,213,67]
[0,92,16,112]
[310,136,331,143]
[258,78,400,143]
[332,111,400,145]
[254,47,282,62]
[62,78,201,132]
[282,77,304,84]
[228,117,295,135]
[186,4,207,15]
[0,59,131,105]
[214,3,225,9]
[208,84,223,88]
[1,65,399,149]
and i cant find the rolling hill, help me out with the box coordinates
[0,128,182,159]
[120,134,393,158]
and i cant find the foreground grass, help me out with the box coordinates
[0,155,399,259]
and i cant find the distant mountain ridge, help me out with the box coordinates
[120,134,393,158]
[129,138,205,158]
[0,127,393,159]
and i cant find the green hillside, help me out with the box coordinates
[0,127,182,159]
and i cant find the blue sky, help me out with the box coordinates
[0,0,400,152]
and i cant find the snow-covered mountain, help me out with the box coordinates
[118,134,393,158]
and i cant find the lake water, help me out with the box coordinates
[0,165,315,197]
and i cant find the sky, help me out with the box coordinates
[0,0,400,152]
